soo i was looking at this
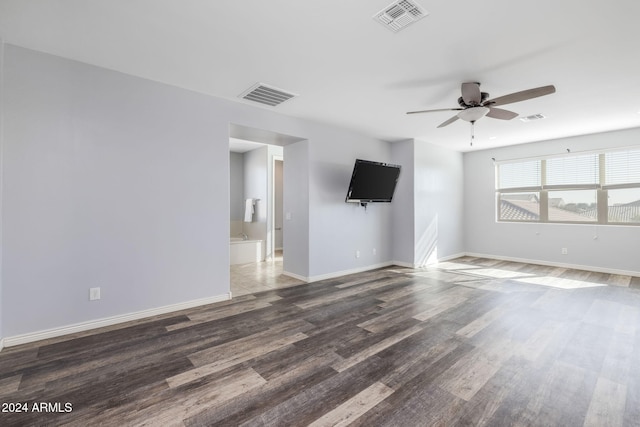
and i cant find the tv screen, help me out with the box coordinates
[345,159,401,204]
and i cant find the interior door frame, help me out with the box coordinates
[271,154,284,259]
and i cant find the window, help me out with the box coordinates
[604,150,640,224]
[496,147,640,225]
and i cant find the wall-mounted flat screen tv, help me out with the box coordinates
[345,159,401,204]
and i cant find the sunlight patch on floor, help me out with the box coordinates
[463,268,536,280]
[515,276,606,290]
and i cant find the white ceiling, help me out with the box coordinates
[2,0,640,152]
[229,138,265,154]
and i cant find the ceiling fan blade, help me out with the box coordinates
[406,108,463,115]
[437,115,460,128]
[485,85,556,107]
[486,107,518,120]
[461,82,482,105]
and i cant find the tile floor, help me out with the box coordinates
[230,250,305,296]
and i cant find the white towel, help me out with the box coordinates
[244,199,254,222]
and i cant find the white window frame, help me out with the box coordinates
[495,147,640,226]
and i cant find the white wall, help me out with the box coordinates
[229,152,244,220]
[308,128,393,278]
[283,141,309,278]
[2,45,233,337]
[464,128,640,275]
[229,151,244,236]
[391,139,465,267]
[242,146,268,250]
[241,144,283,260]
[414,139,464,265]
[1,45,405,339]
[391,140,415,266]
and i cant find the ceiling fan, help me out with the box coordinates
[407,82,556,144]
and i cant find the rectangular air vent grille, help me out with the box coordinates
[239,83,298,107]
[520,114,546,122]
[374,0,428,32]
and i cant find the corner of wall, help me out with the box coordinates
[390,139,416,266]
[283,140,310,278]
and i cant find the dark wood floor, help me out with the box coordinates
[2,257,640,426]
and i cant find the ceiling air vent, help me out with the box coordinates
[520,114,546,122]
[239,83,298,107]
[373,0,428,33]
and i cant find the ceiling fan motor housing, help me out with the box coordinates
[458,92,490,107]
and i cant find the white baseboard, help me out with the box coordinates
[307,262,394,283]
[391,260,415,268]
[0,339,4,352]
[2,293,231,349]
[282,270,309,282]
[464,252,640,277]
[424,252,468,266]
[285,262,395,283]
[392,252,467,269]
[287,254,470,282]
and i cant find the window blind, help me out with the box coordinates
[605,149,640,187]
[545,154,599,187]
[498,160,540,189]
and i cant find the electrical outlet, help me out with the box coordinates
[356,250,360,259]
[89,287,101,301]
[561,248,568,255]
[373,248,377,255]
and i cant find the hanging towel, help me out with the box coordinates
[244,199,254,222]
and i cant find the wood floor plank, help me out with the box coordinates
[166,297,279,331]
[184,360,339,426]
[183,331,308,380]
[584,376,626,427]
[294,277,401,309]
[364,383,466,427]
[379,335,464,389]
[519,360,597,426]
[129,367,267,426]
[0,256,638,426]
[353,341,473,427]
[240,355,392,426]
[372,281,432,303]
[557,321,613,373]
[0,374,22,396]
[600,331,635,385]
[451,355,532,427]
[615,304,640,335]
[331,324,424,372]
[624,377,640,426]
[307,381,394,427]
[438,338,516,401]
[608,274,632,287]
[455,306,507,338]
[516,319,561,362]
[412,301,460,321]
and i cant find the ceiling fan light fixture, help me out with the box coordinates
[458,106,489,122]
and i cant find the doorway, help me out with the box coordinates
[228,124,307,296]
